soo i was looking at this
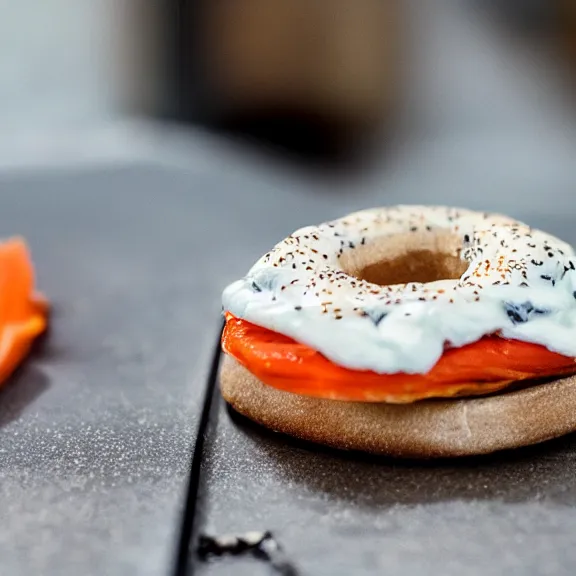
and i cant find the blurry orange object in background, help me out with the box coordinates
[0,239,48,386]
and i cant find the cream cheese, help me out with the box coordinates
[222,206,576,374]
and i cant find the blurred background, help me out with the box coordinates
[1,0,576,205]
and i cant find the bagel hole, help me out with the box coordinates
[340,231,468,286]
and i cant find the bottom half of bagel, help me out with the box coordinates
[220,355,576,458]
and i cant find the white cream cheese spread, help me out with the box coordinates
[222,206,576,374]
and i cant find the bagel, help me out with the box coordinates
[220,205,576,457]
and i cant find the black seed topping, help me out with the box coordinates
[364,309,388,326]
[505,301,534,324]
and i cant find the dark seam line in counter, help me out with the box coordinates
[173,318,225,576]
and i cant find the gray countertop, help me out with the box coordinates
[2,156,576,575]
[199,407,576,576]
[0,168,225,576]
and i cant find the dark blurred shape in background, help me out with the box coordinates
[477,0,559,35]
[476,0,576,79]
[174,0,403,163]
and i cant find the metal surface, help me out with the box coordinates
[199,407,576,576]
[0,167,225,575]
